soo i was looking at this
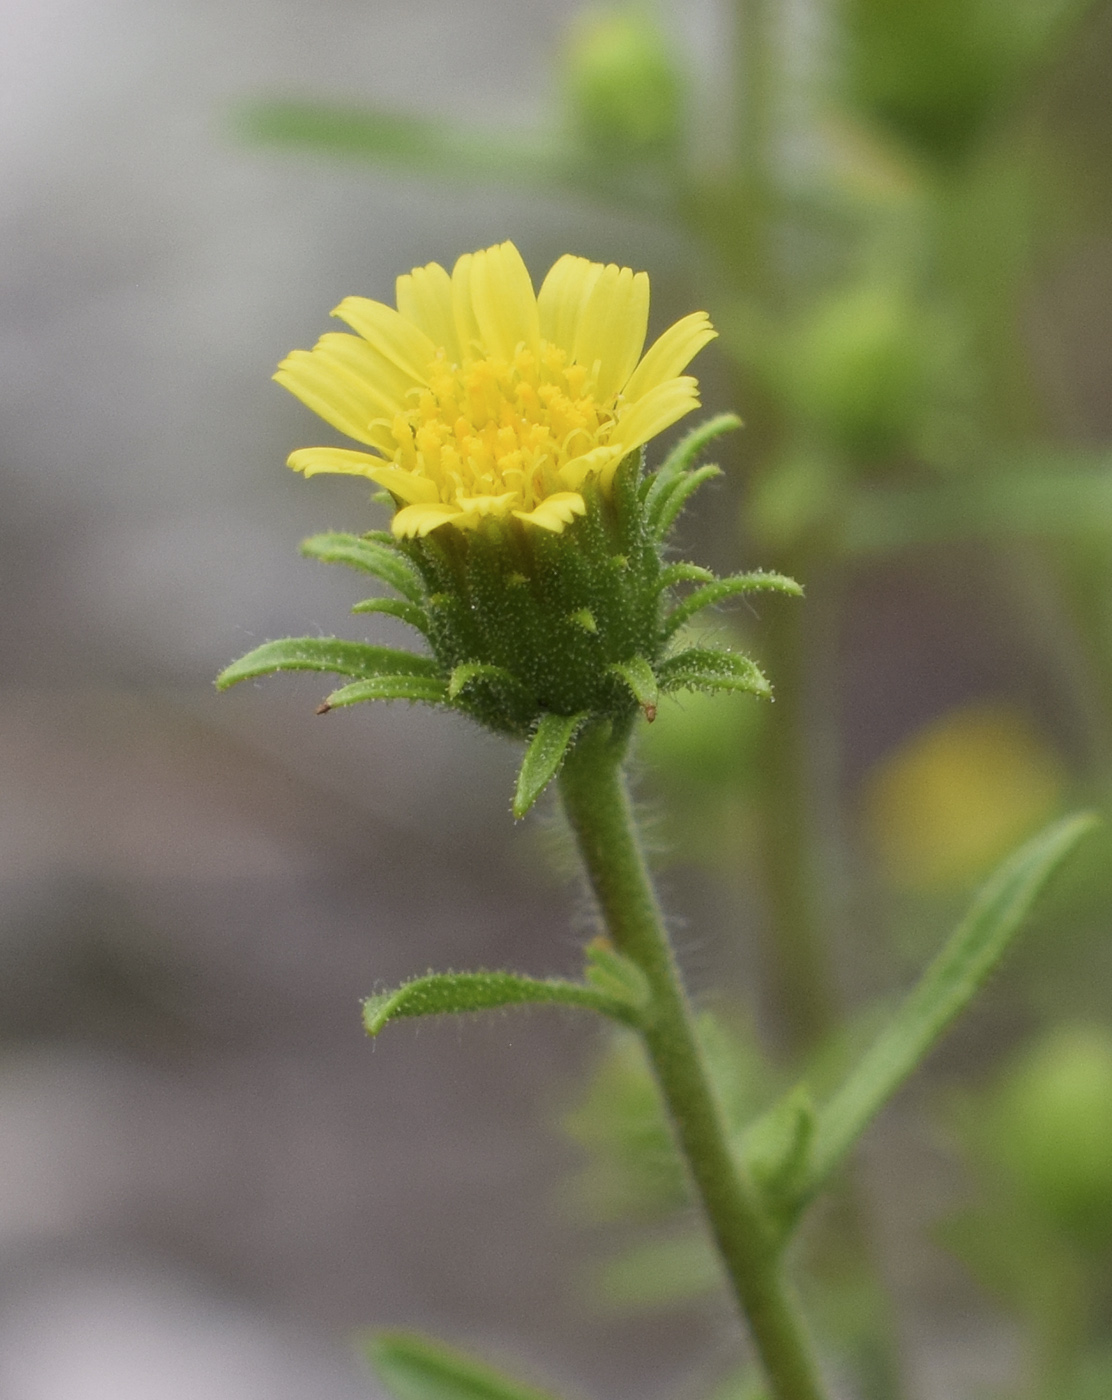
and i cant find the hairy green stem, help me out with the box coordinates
[559,724,827,1400]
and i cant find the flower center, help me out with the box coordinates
[388,342,616,510]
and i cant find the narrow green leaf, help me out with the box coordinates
[351,596,430,632]
[301,532,425,603]
[838,456,1112,557]
[609,657,659,714]
[594,1234,721,1307]
[791,812,1099,1209]
[364,1330,562,1400]
[643,412,742,511]
[237,100,577,190]
[448,661,522,702]
[363,969,641,1036]
[656,647,771,698]
[662,572,803,639]
[513,712,588,819]
[583,938,652,1015]
[654,562,715,593]
[650,464,723,540]
[216,637,438,691]
[321,674,449,710]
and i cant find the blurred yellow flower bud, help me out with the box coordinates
[863,703,1066,891]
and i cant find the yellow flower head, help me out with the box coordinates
[275,241,716,538]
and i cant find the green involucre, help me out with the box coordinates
[217,426,798,812]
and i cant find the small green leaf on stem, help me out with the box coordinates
[662,572,803,639]
[320,674,449,711]
[657,647,771,697]
[743,1085,816,1217]
[364,1329,562,1400]
[644,412,742,507]
[448,662,520,701]
[609,657,659,717]
[363,968,641,1036]
[789,811,1099,1211]
[649,464,723,540]
[216,637,439,690]
[655,562,716,593]
[301,532,426,603]
[584,937,652,1014]
[351,596,431,632]
[514,711,588,818]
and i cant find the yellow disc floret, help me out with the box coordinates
[275,241,717,537]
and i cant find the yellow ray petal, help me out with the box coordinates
[450,252,484,360]
[556,445,623,491]
[537,254,603,356]
[275,351,386,448]
[288,447,388,480]
[454,491,518,518]
[332,296,437,385]
[468,242,540,361]
[392,502,465,538]
[395,260,459,361]
[613,376,701,454]
[621,311,716,404]
[513,492,588,532]
[572,264,650,401]
[311,332,415,416]
[363,466,442,504]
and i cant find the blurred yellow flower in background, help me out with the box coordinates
[863,702,1067,891]
[275,241,715,537]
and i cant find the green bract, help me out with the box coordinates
[217,416,800,815]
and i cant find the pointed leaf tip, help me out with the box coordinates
[363,968,642,1036]
[657,647,771,698]
[609,658,659,717]
[656,412,742,483]
[365,1329,564,1400]
[448,661,520,702]
[324,673,450,708]
[215,636,441,691]
[794,810,1100,1209]
[744,1084,816,1215]
[650,464,724,540]
[351,596,431,633]
[662,570,802,640]
[300,531,425,603]
[513,711,588,819]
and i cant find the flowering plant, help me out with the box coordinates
[221,243,796,812]
[219,244,1093,1400]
